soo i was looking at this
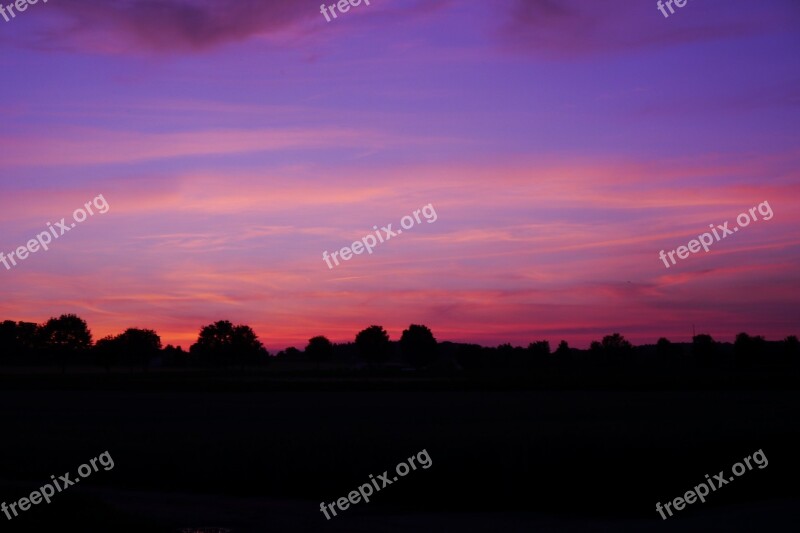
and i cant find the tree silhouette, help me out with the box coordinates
[735,332,761,367]
[656,337,672,355]
[42,314,92,350]
[525,340,550,372]
[0,320,17,360]
[455,343,485,373]
[602,333,632,352]
[41,314,92,371]
[528,341,550,357]
[231,324,266,367]
[94,335,118,371]
[117,328,162,371]
[16,322,41,352]
[2,311,797,382]
[163,344,188,367]
[554,340,570,357]
[692,334,716,367]
[587,333,633,366]
[784,335,799,360]
[190,320,267,367]
[494,343,527,370]
[656,337,680,364]
[606,333,633,364]
[280,347,301,358]
[305,336,333,368]
[355,325,391,365]
[400,324,438,368]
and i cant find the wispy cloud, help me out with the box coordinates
[23,0,452,55]
[497,0,799,58]
[41,0,316,54]
[0,127,438,167]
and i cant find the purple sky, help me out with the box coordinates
[0,0,798,350]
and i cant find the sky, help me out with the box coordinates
[0,0,798,351]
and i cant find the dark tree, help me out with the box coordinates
[41,314,92,371]
[587,334,632,366]
[275,347,301,358]
[602,333,633,353]
[42,314,92,350]
[117,328,162,371]
[231,324,267,366]
[163,344,188,367]
[734,332,759,367]
[400,324,438,368]
[784,335,799,359]
[190,320,267,367]
[305,336,333,368]
[656,337,672,355]
[15,322,41,353]
[192,320,235,362]
[284,347,302,358]
[455,343,486,373]
[355,325,391,364]
[525,340,550,373]
[94,335,118,371]
[554,340,570,357]
[692,334,716,367]
[656,337,680,362]
[528,341,550,357]
[0,320,17,361]
[495,343,527,371]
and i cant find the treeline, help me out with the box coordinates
[454,332,800,378]
[0,315,798,379]
[0,315,268,370]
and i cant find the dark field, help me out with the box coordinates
[1,376,799,532]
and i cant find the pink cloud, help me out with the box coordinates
[1,154,797,349]
[0,126,434,168]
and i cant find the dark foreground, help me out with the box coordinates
[1,374,799,532]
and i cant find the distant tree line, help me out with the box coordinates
[0,316,273,371]
[0,315,798,380]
